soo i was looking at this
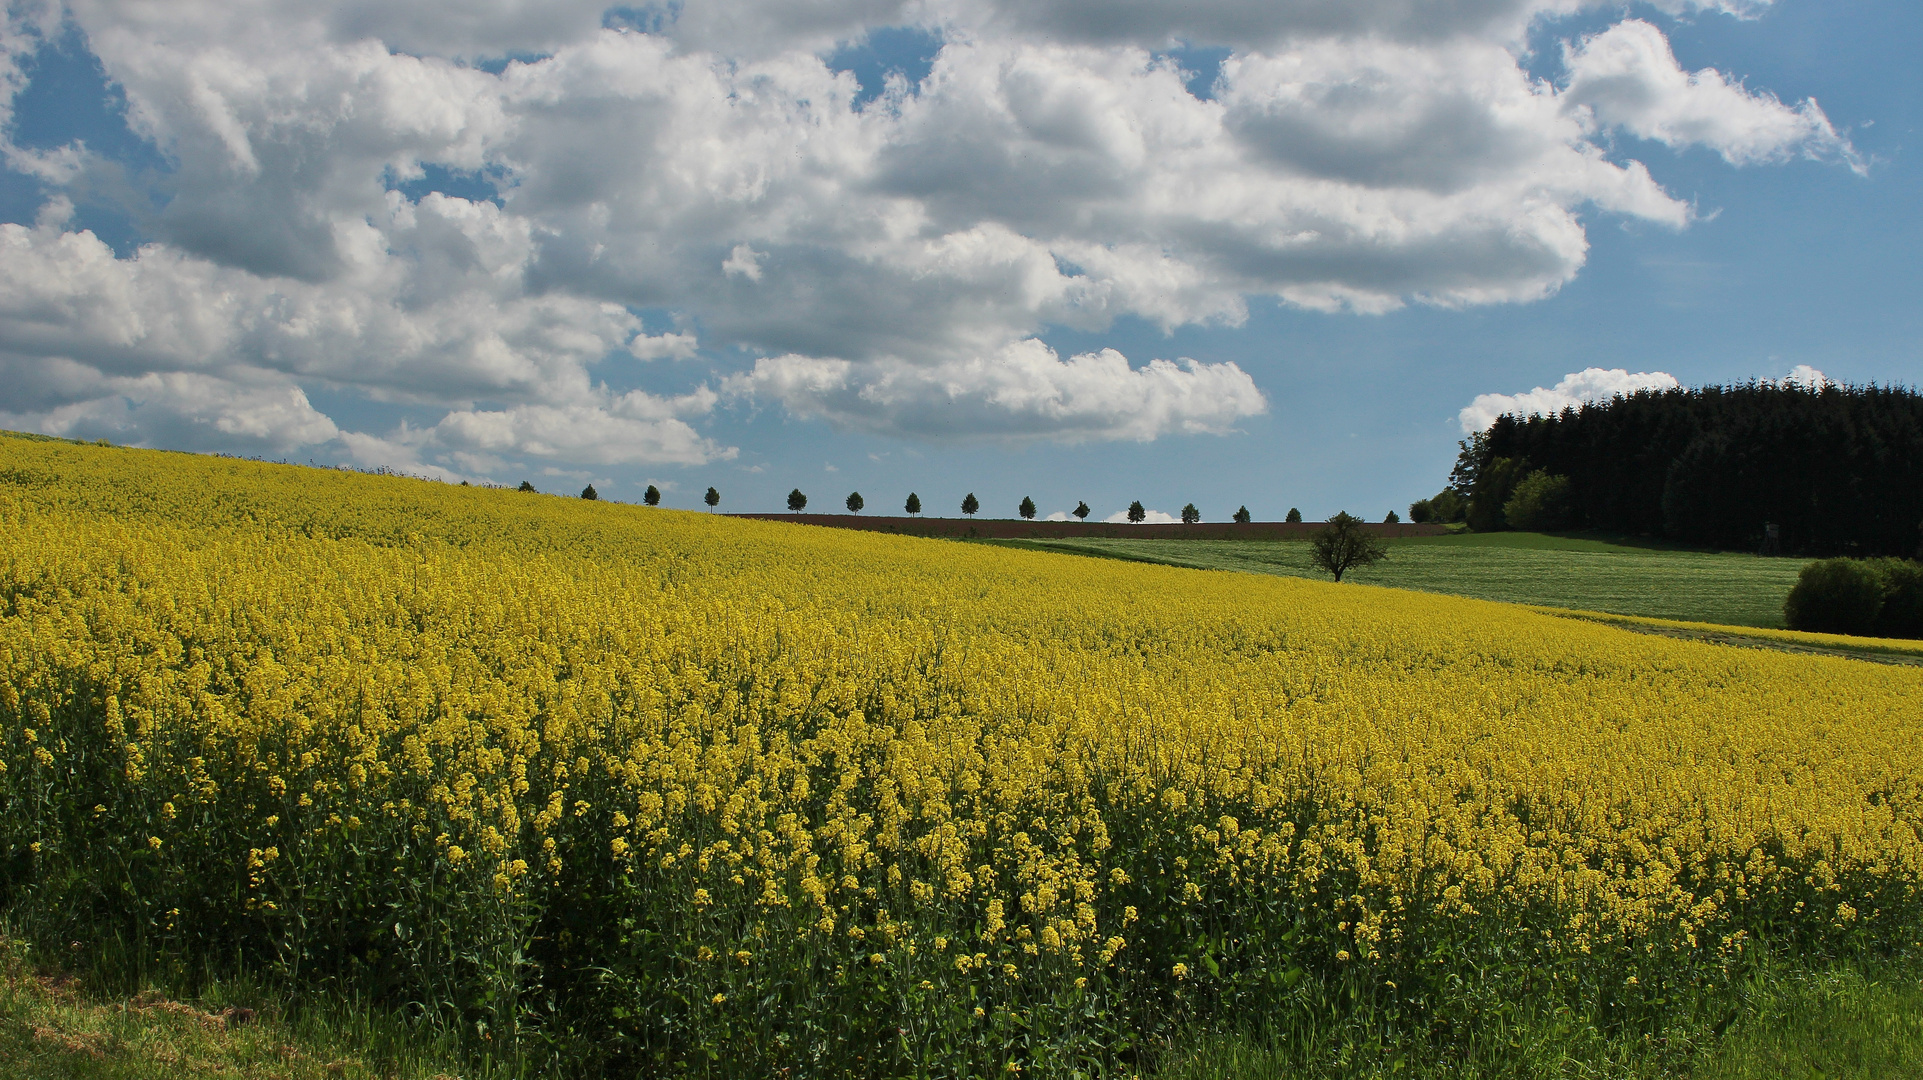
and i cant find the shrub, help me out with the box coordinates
[1784,559,1886,636]
[1504,471,1575,532]
[1019,496,1036,520]
[580,484,598,501]
[1285,507,1302,523]
[1127,500,1146,523]
[518,480,537,493]
[905,492,921,515]
[787,488,807,512]
[1073,501,1090,521]
[961,492,979,516]
[705,487,720,507]
[1182,503,1200,525]
[644,485,662,507]
[1233,506,1251,524]
[1874,559,1923,638]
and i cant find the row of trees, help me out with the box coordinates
[1421,381,1923,555]
[781,490,1325,524]
[533,481,1386,530]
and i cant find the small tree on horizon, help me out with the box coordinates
[1181,503,1200,524]
[518,480,536,493]
[1286,507,1302,523]
[1019,496,1037,520]
[1073,501,1090,520]
[1384,510,1399,523]
[1233,505,1251,524]
[961,492,980,516]
[788,488,808,512]
[644,485,661,507]
[705,486,720,507]
[846,491,865,514]
[1127,500,1146,523]
[1310,511,1388,582]
[581,483,599,501]
[906,492,922,515]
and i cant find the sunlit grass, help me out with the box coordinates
[1020,533,1804,628]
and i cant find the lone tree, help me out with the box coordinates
[518,480,537,493]
[1310,511,1388,582]
[905,492,922,515]
[788,488,808,512]
[644,485,662,507]
[1285,507,1302,523]
[705,486,720,507]
[1127,500,1146,523]
[1019,496,1037,520]
[961,492,980,516]
[1181,503,1200,524]
[1073,501,1090,520]
[581,483,599,501]
[846,491,865,514]
[1384,510,1399,523]
[1233,505,1251,524]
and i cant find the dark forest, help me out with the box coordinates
[1448,382,1923,556]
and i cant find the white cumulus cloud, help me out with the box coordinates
[1105,507,1178,523]
[0,0,1861,472]
[1561,20,1862,172]
[1459,366,1680,432]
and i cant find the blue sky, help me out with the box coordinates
[0,0,1913,521]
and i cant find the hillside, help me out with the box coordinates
[3,433,1921,1078]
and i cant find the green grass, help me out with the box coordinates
[0,939,477,1080]
[1153,961,1923,1080]
[1017,533,1805,629]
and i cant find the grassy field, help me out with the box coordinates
[0,939,472,1080]
[1020,531,1806,629]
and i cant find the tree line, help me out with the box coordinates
[1417,381,1923,556]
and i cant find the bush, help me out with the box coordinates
[1876,559,1923,638]
[1503,471,1575,532]
[518,480,537,493]
[1285,507,1302,523]
[1233,506,1251,524]
[1019,496,1036,520]
[787,488,807,512]
[1784,559,1888,636]
[1182,503,1200,524]
[580,484,598,501]
[644,485,661,507]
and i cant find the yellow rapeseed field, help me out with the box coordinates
[2,432,1920,1076]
